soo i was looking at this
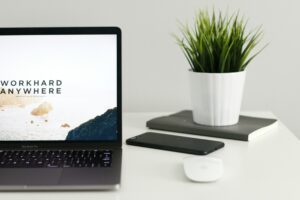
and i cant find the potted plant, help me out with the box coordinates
[175,10,266,126]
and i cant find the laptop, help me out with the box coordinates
[0,27,122,190]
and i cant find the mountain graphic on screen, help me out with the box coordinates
[66,107,117,141]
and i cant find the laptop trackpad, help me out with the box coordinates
[0,168,62,185]
[59,168,109,185]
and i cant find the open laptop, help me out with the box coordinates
[0,27,122,190]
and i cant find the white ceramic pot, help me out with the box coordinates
[189,70,246,126]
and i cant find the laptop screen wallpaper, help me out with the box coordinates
[0,35,117,141]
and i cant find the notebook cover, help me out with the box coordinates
[146,110,277,141]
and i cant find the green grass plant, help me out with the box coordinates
[175,10,266,73]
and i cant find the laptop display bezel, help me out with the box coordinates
[0,27,122,149]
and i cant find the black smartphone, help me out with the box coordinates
[126,132,224,155]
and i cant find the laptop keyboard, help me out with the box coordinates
[0,150,112,168]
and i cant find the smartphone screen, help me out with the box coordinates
[126,132,224,155]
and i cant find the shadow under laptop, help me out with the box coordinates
[0,190,120,200]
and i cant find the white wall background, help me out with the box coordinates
[0,0,299,139]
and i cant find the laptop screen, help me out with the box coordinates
[0,34,118,141]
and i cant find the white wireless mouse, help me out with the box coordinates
[183,156,223,182]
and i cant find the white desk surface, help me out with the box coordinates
[2,111,300,200]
